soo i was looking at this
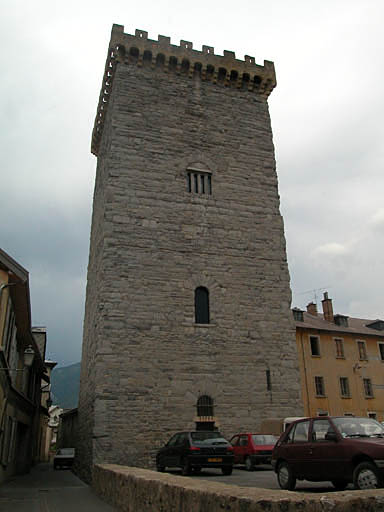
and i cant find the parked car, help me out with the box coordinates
[230,433,278,470]
[272,416,384,490]
[53,447,75,470]
[155,431,234,475]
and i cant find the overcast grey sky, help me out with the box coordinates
[1,1,383,366]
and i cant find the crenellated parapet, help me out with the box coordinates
[91,24,276,156]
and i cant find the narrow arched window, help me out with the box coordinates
[197,395,214,417]
[195,287,209,324]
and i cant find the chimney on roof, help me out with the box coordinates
[306,302,317,316]
[322,291,334,323]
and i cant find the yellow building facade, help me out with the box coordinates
[295,293,384,421]
[0,249,48,482]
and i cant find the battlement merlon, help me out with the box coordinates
[110,24,276,81]
[91,24,276,156]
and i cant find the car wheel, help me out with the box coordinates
[277,461,296,491]
[222,466,233,476]
[353,461,382,490]
[245,456,254,471]
[156,457,165,472]
[181,458,191,476]
[331,479,348,491]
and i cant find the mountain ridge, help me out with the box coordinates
[50,361,81,409]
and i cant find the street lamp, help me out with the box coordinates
[24,346,35,367]
[0,345,35,371]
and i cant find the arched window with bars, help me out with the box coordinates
[197,395,214,417]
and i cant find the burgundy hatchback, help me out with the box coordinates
[272,416,384,490]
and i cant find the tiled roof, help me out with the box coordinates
[296,311,384,338]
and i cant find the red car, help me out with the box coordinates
[230,433,278,470]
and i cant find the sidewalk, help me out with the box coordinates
[0,463,117,512]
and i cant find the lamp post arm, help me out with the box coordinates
[0,368,26,371]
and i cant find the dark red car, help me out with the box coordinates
[272,416,384,490]
[230,433,278,470]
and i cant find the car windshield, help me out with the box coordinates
[57,448,75,455]
[191,432,227,444]
[251,435,278,444]
[333,418,384,438]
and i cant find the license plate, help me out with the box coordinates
[207,457,222,462]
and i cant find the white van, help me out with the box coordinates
[260,417,307,435]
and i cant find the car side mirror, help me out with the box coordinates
[325,432,338,442]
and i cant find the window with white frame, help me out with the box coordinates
[339,377,350,397]
[363,378,374,398]
[314,376,325,396]
[357,340,367,360]
[334,338,345,358]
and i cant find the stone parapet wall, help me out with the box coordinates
[92,24,276,156]
[93,464,384,512]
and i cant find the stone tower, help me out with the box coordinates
[77,24,302,482]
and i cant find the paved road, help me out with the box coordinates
[168,464,354,492]
[0,463,116,512]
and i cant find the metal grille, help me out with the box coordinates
[197,395,214,417]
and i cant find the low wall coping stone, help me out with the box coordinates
[93,464,384,511]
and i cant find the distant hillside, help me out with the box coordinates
[51,362,81,409]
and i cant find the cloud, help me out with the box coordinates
[312,243,349,258]
[370,209,384,231]
[2,0,384,366]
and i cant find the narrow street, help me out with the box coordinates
[0,463,116,512]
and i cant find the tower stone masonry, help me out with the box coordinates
[77,24,302,482]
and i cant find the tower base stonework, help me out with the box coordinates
[76,24,302,482]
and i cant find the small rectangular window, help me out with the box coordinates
[363,378,373,398]
[335,338,344,358]
[357,341,367,360]
[187,169,212,195]
[266,370,271,391]
[378,343,384,361]
[310,336,320,356]
[339,377,350,397]
[315,376,325,396]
